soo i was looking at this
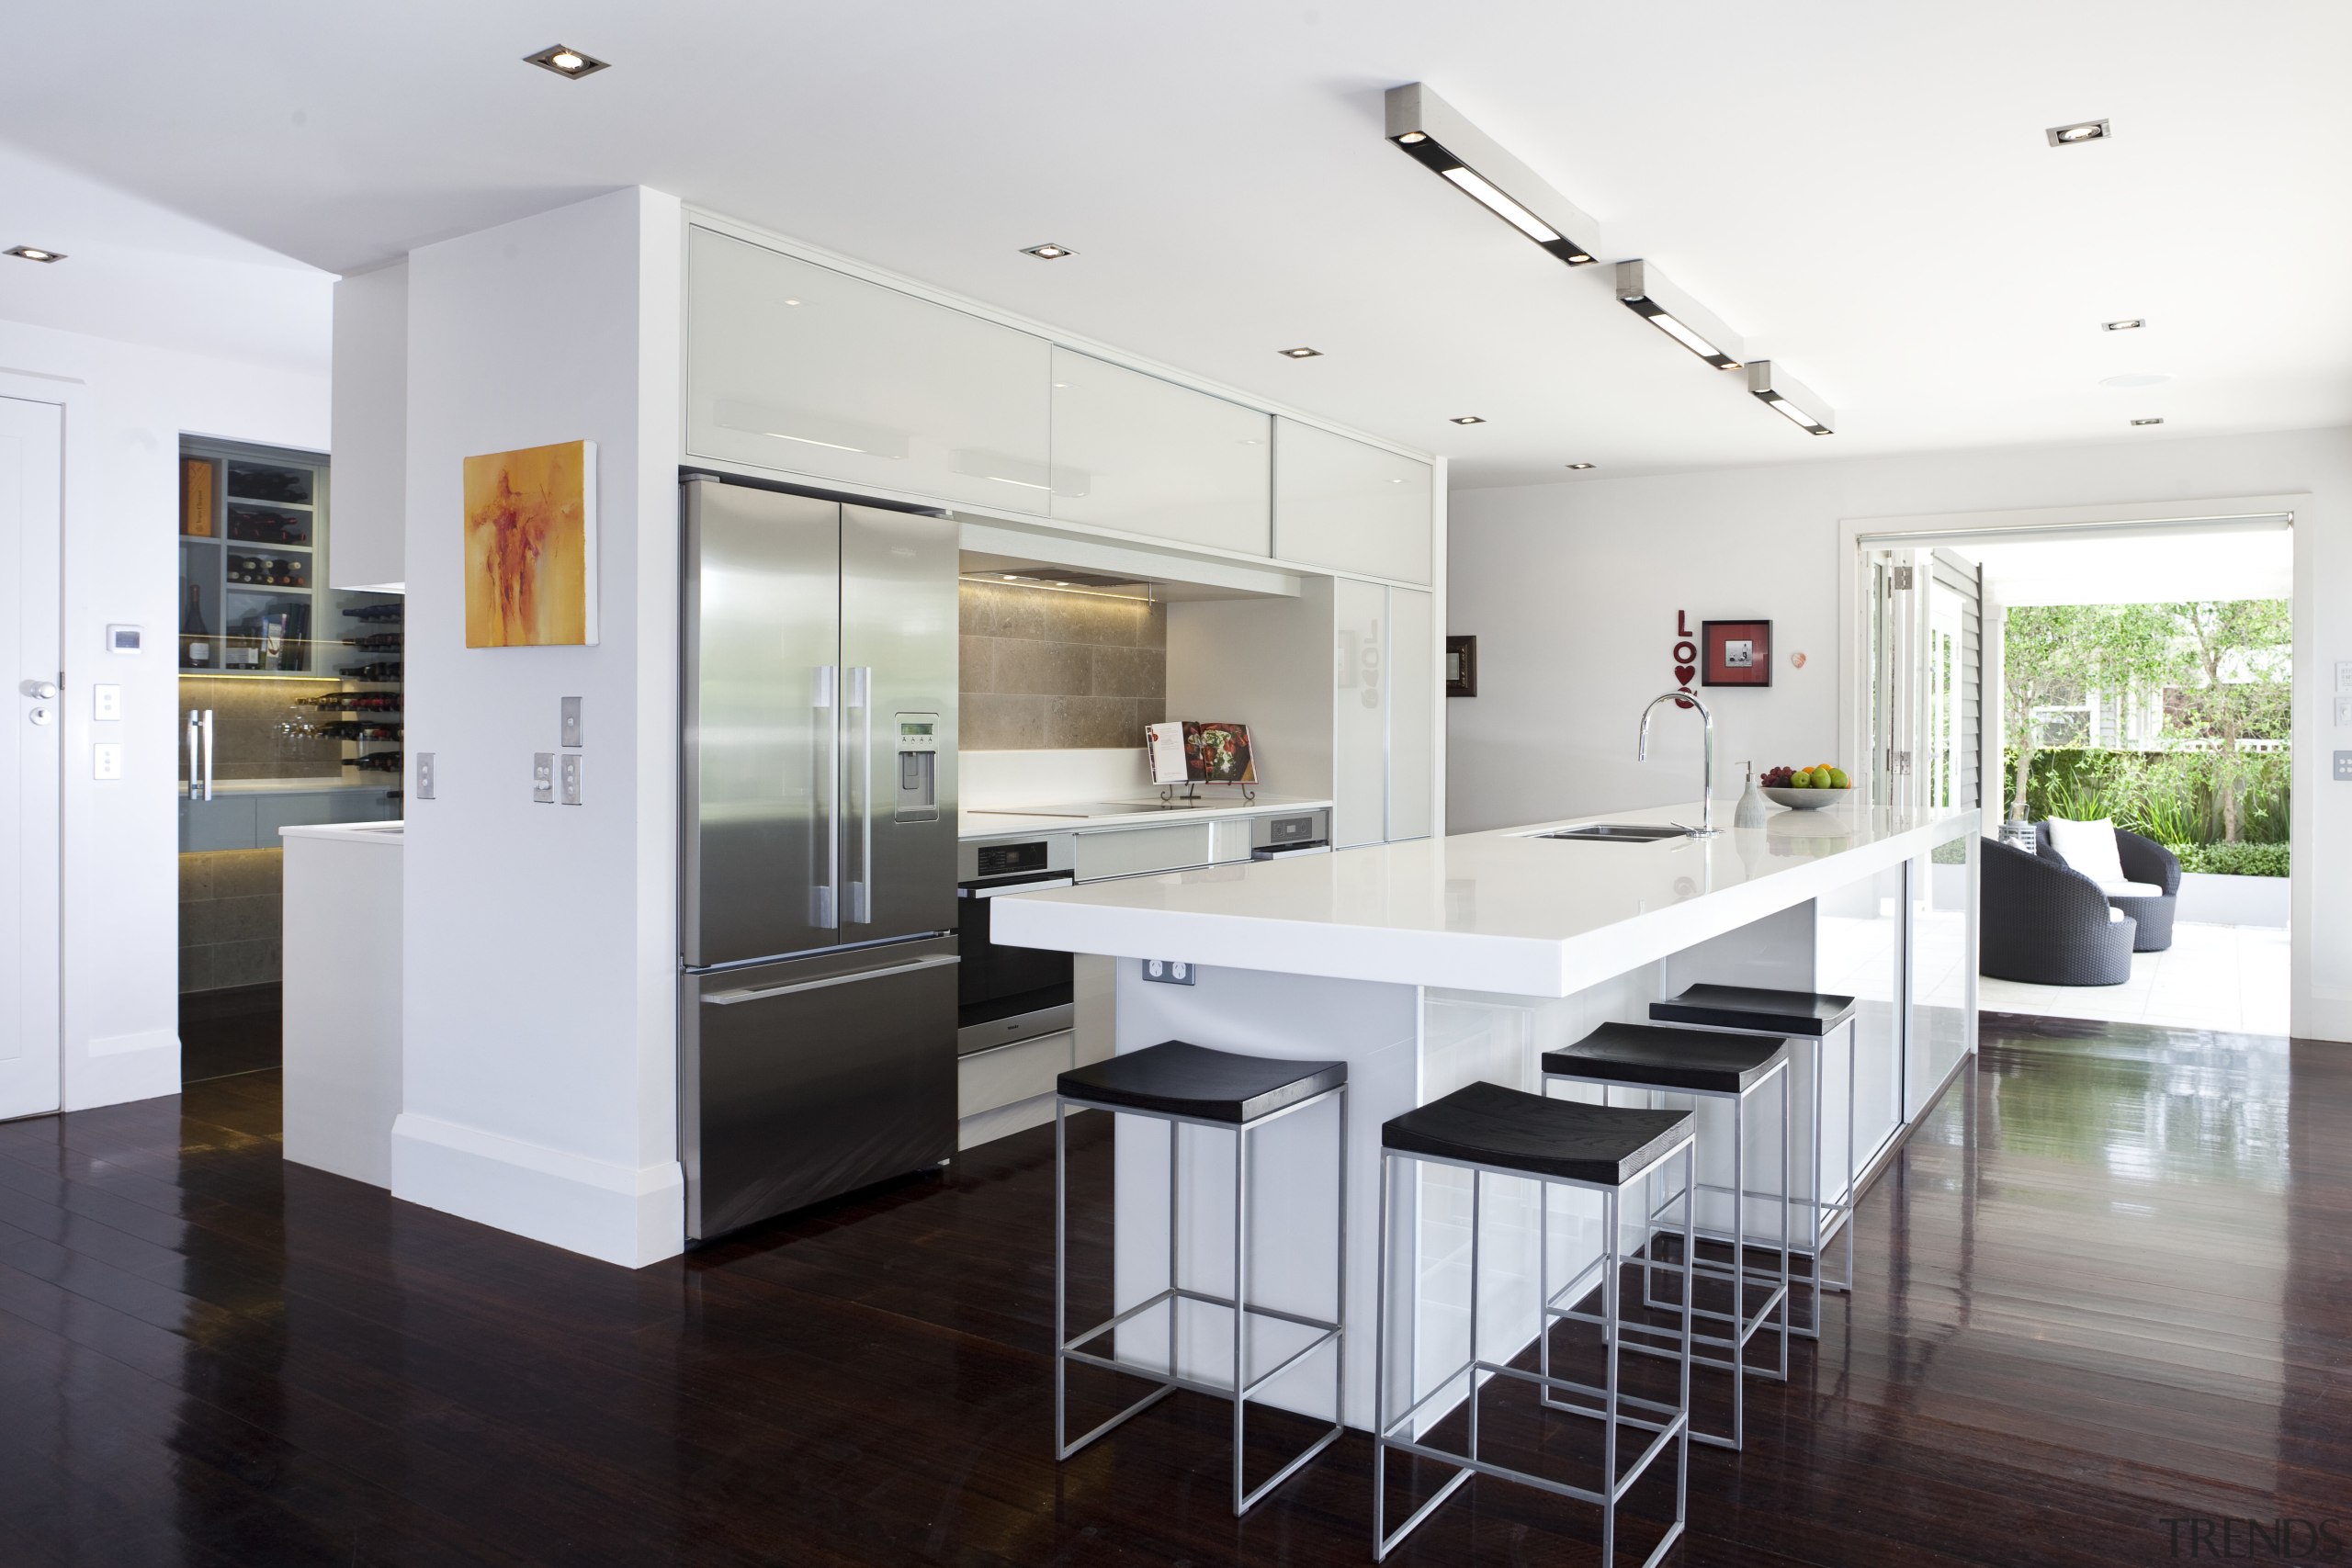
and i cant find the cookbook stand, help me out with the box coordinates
[1159,782,1257,805]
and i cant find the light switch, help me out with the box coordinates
[92,683,120,722]
[559,753,582,806]
[2337,660,2352,694]
[560,695,582,748]
[533,752,556,804]
[92,743,122,781]
[2337,694,2352,729]
[416,752,435,800]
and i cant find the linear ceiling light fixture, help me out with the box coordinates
[1745,361,1835,435]
[1385,83,1601,269]
[525,43,608,78]
[1615,260,1746,370]
[5,245,64,263]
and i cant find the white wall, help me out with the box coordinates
[328,260,406,591]
[391,188,686,1267]
[1448,424,2352,1041]
[0,320,329,1110]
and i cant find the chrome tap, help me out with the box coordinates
[1638,690,1719,837]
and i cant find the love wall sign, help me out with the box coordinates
[1668,611,1698,709]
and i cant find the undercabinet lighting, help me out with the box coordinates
[1279,345,1323,358]
[1385,83,1601,269]
[960,572,1153,604]
[764,431,867,455]
[2103,318,2145,332]
[1616,261,1744,370]
[2132,417,2165,426]
[1450,415,1486,425]
[1745,361,1835,435]
[1566,462,1597,470]
[1021,243,1075,260]
[2045,118,2110,147]
[5,245,64,263]
[525,43,608,78]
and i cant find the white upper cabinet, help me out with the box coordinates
[1047,349,1271,555]
[1272,418,1434,585]
[685,227,1052,513]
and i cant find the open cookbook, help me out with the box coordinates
[1146,721,1258,785]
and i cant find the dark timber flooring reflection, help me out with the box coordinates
[2,1012,2347,1566]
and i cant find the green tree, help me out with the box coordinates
[2002,604,2175,823]
[2165,599,2291,842]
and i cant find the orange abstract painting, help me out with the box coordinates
[463,439,598,647]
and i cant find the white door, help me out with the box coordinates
[0,396,63,1120]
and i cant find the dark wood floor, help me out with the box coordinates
[3,1012,2348,1567]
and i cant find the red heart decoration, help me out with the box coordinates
[1674,663,1697,684]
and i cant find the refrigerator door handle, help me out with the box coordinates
[186,709,201,799]
[812,665,839,930]
[198,708,215,802]
[845,665,873,925]
[702,952,959,1006]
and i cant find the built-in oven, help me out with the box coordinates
[956,833,1077,1056]
[1250,807,1331,860]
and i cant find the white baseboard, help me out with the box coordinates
[390,1111,684,1268]
[63,1029,180,1111]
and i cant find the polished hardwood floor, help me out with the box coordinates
[3,1012,2347,1566]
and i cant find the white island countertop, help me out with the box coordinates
[989,800,1980,998]
[957,793,1332,840]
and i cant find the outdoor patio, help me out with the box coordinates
[1979,919,2290,1035]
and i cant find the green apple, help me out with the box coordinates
[1827,767,1849,789]
[1792,770,1815,788]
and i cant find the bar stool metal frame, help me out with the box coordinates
[1374,1092,1698,1567]
[1648,988,1860,1340]
[1053,1063,1348,1517]
[1542,1032,1791,1451]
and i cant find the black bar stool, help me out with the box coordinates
[1543,1022,1792,1450]
[1650,985,1859,1337]
[1374,1080,1696,1565]
[1053,1040,1348,1517]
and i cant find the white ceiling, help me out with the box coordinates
[0,142,331,375]
[1959,527,2295,607]
[2,2,2346,479]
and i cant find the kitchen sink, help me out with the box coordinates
[1536,824,1690,843]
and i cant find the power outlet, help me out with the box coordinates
[2336,751,2352,784]
[533,752,556,804]
[2336,694,2352,729]
[1141,958,1197,986]
[92,742,122,781]
[559,753,583,806]
[416,752,435,799]
[92,683,120,722]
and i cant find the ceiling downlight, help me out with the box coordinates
[2103,319,2146,332]
[1020,243,1076,260]
[2045,118,2110,147]
[525,43,608,79]
[5,245,64,263]
[1277,345,1323,359]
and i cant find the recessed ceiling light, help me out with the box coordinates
[1278,346,1323,359]
[1450,415,1487,425]
[1385,83,1602,269]
[525,43,608,78]
[1021,243,1075,260]
[5,245,64,264]
[2103,318,2145,332]
[2045,118,2110,147]
[2132,417,2165,426]
[1566,462,1597,470]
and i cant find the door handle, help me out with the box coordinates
[812,666,839,930]
[702,952,958,1006]
[199,708,215,802]
[844,666,872,925]
[21,680,58,700]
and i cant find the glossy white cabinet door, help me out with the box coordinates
[1048,349,1271,554]
[1387,587,1435,840]
[685,227,1052,513]
[1331,576,1388,849]
[1272,418,1434,584]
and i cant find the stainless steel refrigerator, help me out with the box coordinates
[679,476,960,1240]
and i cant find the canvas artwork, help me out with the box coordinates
[464,439,598,647]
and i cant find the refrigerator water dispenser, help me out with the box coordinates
[895,714,940,821]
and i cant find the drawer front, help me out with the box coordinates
[1210,818,1255,864]
[1075,822,1216,882]
[958,1030,1075,1118]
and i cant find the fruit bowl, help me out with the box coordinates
[1763,786,1852,811]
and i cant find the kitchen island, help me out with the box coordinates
[989,799,1980,1430]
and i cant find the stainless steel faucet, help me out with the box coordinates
[1638,690,1720,837]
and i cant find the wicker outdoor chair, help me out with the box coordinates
[1980,835,2139,986]
[2034,822,2180,953]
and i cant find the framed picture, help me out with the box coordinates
[1701,619,1772,687]
[464,439,598,647]
[1445,636,1478,698]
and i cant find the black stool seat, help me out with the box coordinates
[1544,1021,1790,1095]
[1383,1081,1690,1187]
[1649,984,1856,1036]
[1057,1040,1345,1124]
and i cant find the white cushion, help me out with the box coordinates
[2107,907,2127,924]
[2046,817,2128,887]
[2100,880,2164,898]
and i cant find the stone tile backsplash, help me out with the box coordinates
[959,582,1165,750]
